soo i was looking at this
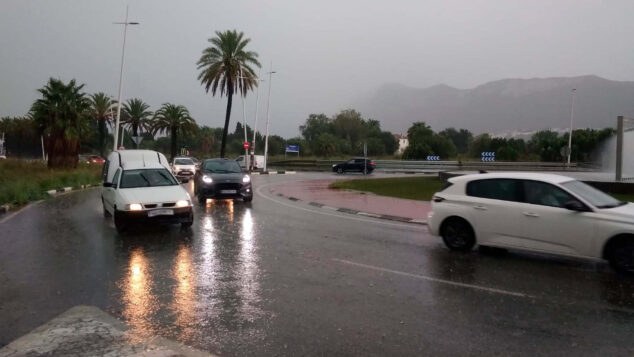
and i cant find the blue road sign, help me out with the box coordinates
[426,155,440,161]
[481,151,496,157]
[285,145,299,153]
[481,156,496,162]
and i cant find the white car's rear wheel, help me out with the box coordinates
[441,217,475,252]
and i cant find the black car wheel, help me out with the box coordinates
[441,217,476,252]
[608,238,634,273]
[337,167,344,174]
[243,195,253,203]
[114,211,126,234]
[102,198,111,218]
[181,212,194,229]
[198,194,207,204]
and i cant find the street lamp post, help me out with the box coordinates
[263,62,276,173]
[567,88,576,165]
[112,5,139,151]
[250,70,264,171]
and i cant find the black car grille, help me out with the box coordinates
[162,202,176,207]
[215,183,241,191]
[144,204,157,209]
[178,170,194,176]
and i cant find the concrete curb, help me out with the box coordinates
[0,184,98,218]
[47,183,96,197]
[252,170,296,175]
[271,188,427,225]
[0,305,216,357]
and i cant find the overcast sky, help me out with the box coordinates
[2,0,634,137]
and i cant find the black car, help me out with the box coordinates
[332,158,375,174]
[194,158,253,203]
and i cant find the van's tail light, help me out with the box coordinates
[432,196,445,203]
[370,162,375,166]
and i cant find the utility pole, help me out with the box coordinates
[112,5,139,151]
[566,88,576,165]
[263,62,276,172]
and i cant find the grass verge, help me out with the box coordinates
[330,176,634,203]
[329,176,445,201]
[0,159,102,206]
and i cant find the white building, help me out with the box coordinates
[394,134,409,154]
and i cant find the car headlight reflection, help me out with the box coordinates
[243,175,251,183]
[202,175,213,183]
[126,203,143,211]
[176,200,191,207]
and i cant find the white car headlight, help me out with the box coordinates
[176,200,191,207]
[243,175,251,183]
[202,175,213,183]
[126,203,143,211]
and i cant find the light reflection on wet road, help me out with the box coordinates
[1,173,634,356]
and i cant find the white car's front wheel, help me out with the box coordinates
[441,217,476,252]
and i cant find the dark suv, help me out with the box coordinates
[332,158,375,174]
[194,158,253,203]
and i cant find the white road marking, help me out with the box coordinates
[255,183,422,229]
[333,258,534,298]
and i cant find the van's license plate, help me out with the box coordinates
[148,209,174,217]
[221,190,237,194]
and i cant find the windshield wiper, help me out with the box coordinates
[139,173,152,187]
[157,171,176,185]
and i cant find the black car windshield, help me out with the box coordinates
[561,180,625,208]
[119,168,178,188]
[204,160,242,174]
[174,158,194,165]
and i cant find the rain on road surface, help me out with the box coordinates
[1,173,634,356]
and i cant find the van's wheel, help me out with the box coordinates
[441,217,475,252]
[102,198,111,218]
[198,194,206,204]
[114,211,126,234]
[243,195,253,203]
[607,238,634,273]
[337,167,343,174]
[181,212,194,229]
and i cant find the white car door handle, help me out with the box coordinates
[474,205,488,210]
[523,212,539,217]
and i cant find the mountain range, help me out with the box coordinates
[358,75,634,135]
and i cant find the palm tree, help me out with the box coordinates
[89,92,115,157]
[30,78,90,168]
[122,98,152,148]
[152,103,197,160]
[197,29,260,158]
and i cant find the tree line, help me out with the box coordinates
[296,109,398,157]
[403,121,614,162]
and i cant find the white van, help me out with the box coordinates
[236,155,265,170]
[101,150,193,233]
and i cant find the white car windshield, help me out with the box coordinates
[561,180,625,208]
[174,158,194,165]
[119,169,178,188]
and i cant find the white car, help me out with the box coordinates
[428,172,634,273]
[171,157,197,182]
[102,150,193,233]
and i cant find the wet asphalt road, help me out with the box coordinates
[1,172,634,356]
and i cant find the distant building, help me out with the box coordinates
[394,134,409,154]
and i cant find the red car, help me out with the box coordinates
[88,155,105,164]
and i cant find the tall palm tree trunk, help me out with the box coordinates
[98,120,106,157]
[170,126,177,160]
[220,89,233,158]
[133,124,139,149]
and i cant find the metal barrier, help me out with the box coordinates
[268,159,594,172]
